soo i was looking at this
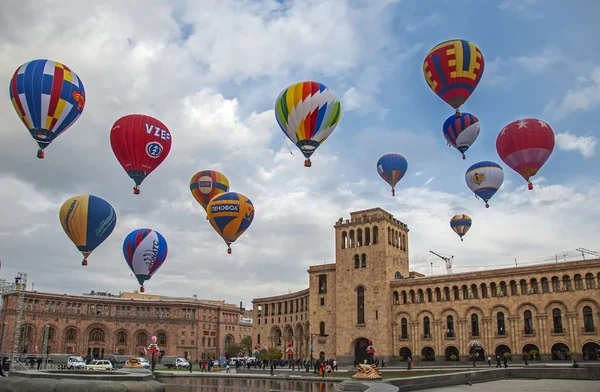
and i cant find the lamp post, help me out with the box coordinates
[468,340,481,368]
[147,336,160,375]
[309,333,328,373]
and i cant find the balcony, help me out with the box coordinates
[582,327,597,335]
[551,327,565,335]
[421,334,432,341]
[399,334,409,341]
[495,331,507,337]
[444,332,456,340]
[469,332,480,338]
[522,329,536,337]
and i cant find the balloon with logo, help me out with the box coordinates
[450,214,472,242]
[376,153,408,196]
[275,81,342,167]
[207,192,255,254]
[465,161,504,208]
[59,195,117,266]
[9,59,86,158]
[190,170,230,218]
[423,39,485,117]
[496,118,555,190]
[123,228,168,293]
[110,114,172,194]
[443,113,481,159]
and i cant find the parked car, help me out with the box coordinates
[136,357,150,369]
[85,360,113,371]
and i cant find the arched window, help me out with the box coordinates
[117,331,126,343]
[510,280,518,296]
[401,290,407,304]
[541,277,550,293]
[423,317,430,336]
[552,308,563,333]
[453,286,460,300]
[520,279,528,295]
[394,271,402,280]
[409,290,415,303]
[341,231,347,249]
[225,335,234,349]
[524,310,533,334]
[361,254,367,268]
[497,312,505,336]
[490,282,497,297]
[354,255,360,269]
[471,284,479,299]
[583,306,595,332]
[365,227,371,245]
[471,314,479,337]
[401,318,408,338]
[530,278,539,294]
[357,286,365,324]
[446,315,454,337]
[157,332,167,345]
[357,229,363,247]
[426,288,433,302]
[585,273,595,289]
[318,275,327,294]
[66,329,76,341]
[480,283,488,298]
[551,277,560,292]
[319,322,326,335]
[462,285,469,299]
[257,334,260,344]
[372,226,379,245]
[393,291,399,305]
[89,328,104,342]
[137,332,148,346]
[349,230,355,248]
[574,274,583,290]
[563,275,572,291]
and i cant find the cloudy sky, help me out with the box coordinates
[0,0,599,309]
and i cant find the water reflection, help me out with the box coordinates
[163,377,339,391]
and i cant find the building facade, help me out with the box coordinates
[0,290,252,361]
[252,207,600,366]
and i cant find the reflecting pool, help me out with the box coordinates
[163,377,339,391]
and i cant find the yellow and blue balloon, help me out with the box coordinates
[207,192,254,254]
[465,161,504,208]
[377,153,408,196]
[59,195,116,266]
[450,214,472,242]
[190,170,230,217]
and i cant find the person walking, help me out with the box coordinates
[487,356,491,366]
[407,356,412,370]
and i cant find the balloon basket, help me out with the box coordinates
[485,203,489,208]
[37,149,44,159]
[461,238,463,242]
[227,248,232,254]
[391,189,395,197]
[455,110,461,118]
[528,182,533,190]
[462,155,466,160]
[82,259,88,266]
[304,159,312,167]
[140,287,145,293]
[134,186,140,195]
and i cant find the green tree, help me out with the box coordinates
[257,348,283,362]
[240,336,252,355]
[225,344,243,358]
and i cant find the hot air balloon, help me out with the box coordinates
[275,81,342,167]
[59,195,117,266]
[110,114,172,194]
[123,228,168,293]
[376,153,408,196]
[450,214,472,241]
[443,113,481,159]
[190,170,230,217]
[207,192,254,254]
[496,118,555,190]
[9,59,86,158]
[423,39,485,117]
[465,161,504,208]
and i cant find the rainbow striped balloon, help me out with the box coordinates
[450,214,472,242]
[275,81,342,167]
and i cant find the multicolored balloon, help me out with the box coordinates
[207,192,254,254]
[465,161,504,208]
[275,81,342,167]
[376,153,408,196]
[123,228,168,293]
[423,39,485,117]
[9,59,86,158]
[190,170,230,216]
[110,114,172,194]
[450,214,472,241]
[443,113,481,159]
[59,195,117,266]
[496,118,555,190]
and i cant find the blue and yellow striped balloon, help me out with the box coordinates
[465,161,504,208]
[59,195,116,266]
[450,214,472,242]
[207,192,254,254]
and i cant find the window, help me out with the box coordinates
[423,317,430,336]
[520,279,528,295]
[357,286,365,324]
[137,332,148,346]
[563,275,572,291]
[319,322,326,335]
[365,227,371,245]
[541,278,550,293]
[462,285,468,299]
[552,308,563,332]
[481,283,488,298]
[341,231,347,249]
[585,273,595,289]
[530,278,538,294]
[118,331,126,343]
[401,318,408,338]
[524,310,533,334]
[510,280,518,296]
[90,328,104,342]
[320,298,325,306]
[372,226,378,244]
[257,334,260,344]
[453,286,460,300]
[552,277,560,292]
[354,255,360,269]
[318,275,327,294]
[471,314,479,336]
[158,333,167,345]
[401,291,407,304]
[574,274,583,290]
[490,282,497,297]
[497,312,505,336]
[446,315,454,337]
[361,254,366,268]
[393,291,399,305]
[66,329,75,341]
[583,306,595,332]
[471,284,478,298]
[394,271,402,280]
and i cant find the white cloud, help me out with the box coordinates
[516,47,561,73]
[405,14,443,33]
[498,0,538,12]
[555,132,597,158]
[544,67,600,121]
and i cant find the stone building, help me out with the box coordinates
[252,207,600,366]
[0,289,252,361]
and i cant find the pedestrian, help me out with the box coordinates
[407,356,412,370]
[503,355,508,368]
[496,355,501,368]
[189,360,193,373]
[226,363,230,373]
[487,356,491,366]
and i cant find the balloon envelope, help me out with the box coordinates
[207,192,254,253]
[123,228,168,291]
[465,161,504,208]
[450,214,472,241]
[110,114,172,194]
[376,153,408,196]
[423,39,484,112]
[443,113,480,159]
[496,118,555,190]
[275,81,342,167]
[59,195,116,265]
[9,59,86,158]
[190,170,230,213]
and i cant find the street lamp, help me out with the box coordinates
[309,333,328,372]
[468,341,481,368]
[147,336,160,374]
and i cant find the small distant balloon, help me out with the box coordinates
[123,228,168,293]
[496,118,555,190]
[450,214,472,242]
[376,153,408,196]
[465,161,504,208]
[207,192,254,254]
[442,113,481,159]
[9,59,86,159]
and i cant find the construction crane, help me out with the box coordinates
[430,251,454,275]
[576,248,600,260]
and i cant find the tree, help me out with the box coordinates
[240,336,252,356]
[225,344,243,359]
[257,348,283,362]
